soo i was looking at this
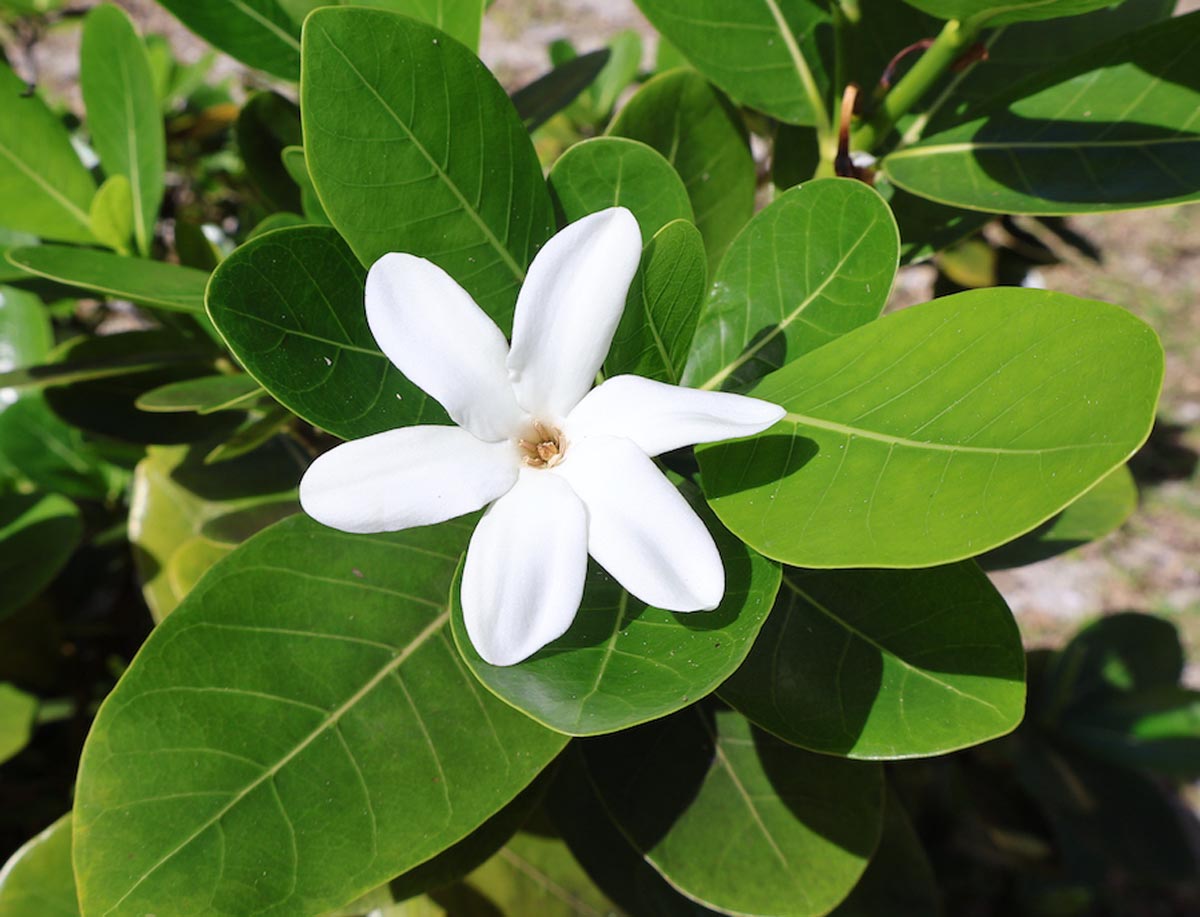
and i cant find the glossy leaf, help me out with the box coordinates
[206,225,447,440]
[633,0,831,126]
[584,706,883,917]
[0,492,82,621]
[81,4,165,256]
[720,564,1025,758]
[136,375,265,414]
[902,0,1133,26]
[6,245,209,314]
[605,219,707,385]
[980,464,1136,570]
[128,441,301,621]
[683,179,899,393]
[699,289,1163,568]
[0,815,78,916]
[548,137,693,242]
[237,92,303,213]
[154,0,301,80]
[883,13,1200,215]
[0,681,37,764]
[512,50,610,132]
[0,59,96,243]
[610,68,755,268]
[302,7,554,327]
[74,514,567,917]
[88,175,134,255]
[451,486,781,736]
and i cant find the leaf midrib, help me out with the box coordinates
[0,139,93,234]
[99,608,451,914]
[230,0,300,52]
[893,135,1199,159]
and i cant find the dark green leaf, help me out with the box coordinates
[683,179,899,393]
[206,225,447,440]
[6,245,209,314]
[136,375,265,414]
[1064,687,1200,779]
[605,219,706,385]
[903,0,1136,26]
[203,404,295,463]
[720,563,1025,758]
[74,514,567,917]
[584,706,883,916]
[0,491,82,621]
[512,50,610,132]
[0,815,78,916]
[699,289,1162,567]
[302,6,553,327]
[0,681,37,764]
[81,4,165,256]
[610,68,755,268]
[155,0,301,80]
[280,146,331,224]
[237,92,304,213]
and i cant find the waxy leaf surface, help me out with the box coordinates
[884,13,1200,214]
[74,514,566,917]
[584,706,882,917]
[0,815,78,916]
[720,564,1025,758]
[206,225,447,440]
[699,289,1163,568]
[683,179,899,393]
[302,7,553,327]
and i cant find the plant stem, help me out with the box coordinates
[850,16,983,154]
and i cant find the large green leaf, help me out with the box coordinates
[154,1,301,80]
[883,13,1200,215]
[451,486,780,736]
[683,179,899,393]
[0,492,82,621]
[632,0,831,126]
[605,219,707,385]
[0,60,96,243]
[73,514,567,917]
[699,289,1163,568]
[584,706,883,917]
[129,441,301,621]
[0,815,78,916]
[302,7,553,327]
[902,0,1133,26]
[81,5,164,257]
[6,246,208,314]
[206,225,447,440]
[609,68,755,268]
[548,137,693,242]
[719,564,1025,758]
[0,681,37,764]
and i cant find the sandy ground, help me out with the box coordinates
[5,0,1200,677]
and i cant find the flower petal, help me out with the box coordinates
[366,253,526,442]
[461,469,588,666]
[300,425,518,534]
[566,374,786,456]
[556,435,723,611]
[507,207,642,420]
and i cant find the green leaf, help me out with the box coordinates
[81,4,165,257]
[203,405,294,464]
[0,492,82,621]
[633,0,831,126]
[605,219,707,385]
[0,59,96,243]
[451,485,781,736]
[683,179,899,393]
[584,706,883,917]
[902,0,1134,26]
[980,464,1136,570]
[0,284,53,397]
[88,175,135,255]
[720,563,1025,758]
[302,6,553,327]
[512,50,610,132]
[74,514,566,917]
[136,375,265,415]
[206,225,448,440]
[285,0,487,53]
[1064,687,1200,779]
[549,137,694,243]
[129,441,301,621]
[0,681,37,764]
[883,13,1200,215]
[237,92,304,213]
[699,289,1163,568]
[0,815,78,916]
[281,146,331,224]
[154,0,301,80]
[588,30,642,120]
[6,245,209,314]
[610,68,755,268]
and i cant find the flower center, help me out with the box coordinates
[518,420,566,469]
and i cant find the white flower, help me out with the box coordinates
[299,208,784,666]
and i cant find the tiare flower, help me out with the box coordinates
[299,208,784,665]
